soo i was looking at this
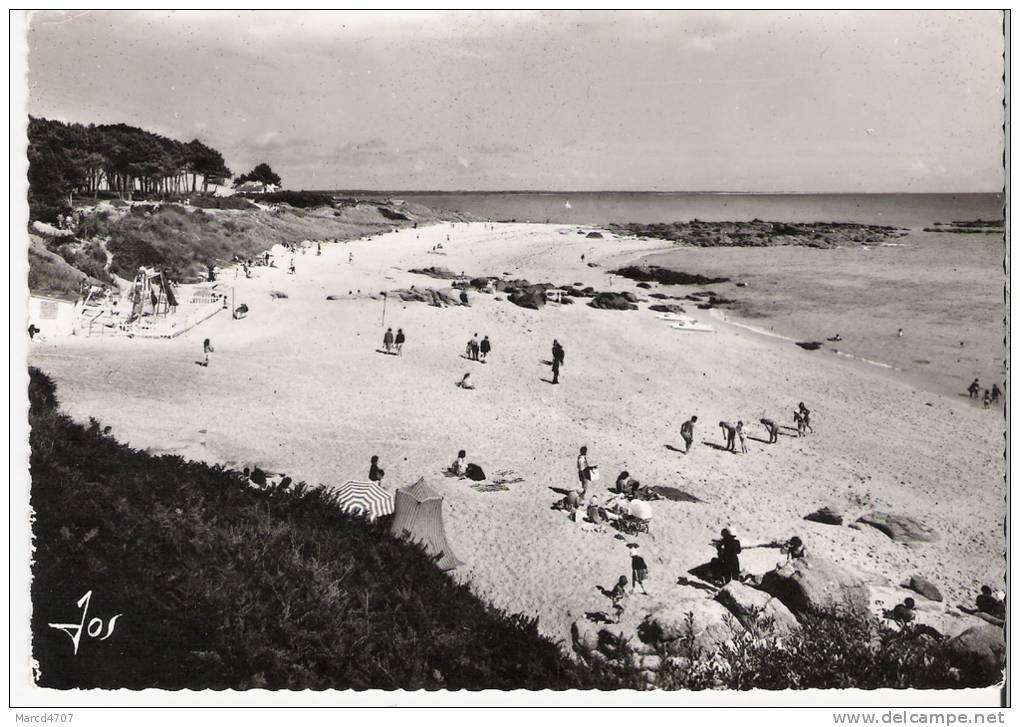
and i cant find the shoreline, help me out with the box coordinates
[28,221,1006,650]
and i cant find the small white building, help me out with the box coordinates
[28,292,82,337]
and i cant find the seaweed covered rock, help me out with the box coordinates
[589,292,638,311]
[612,265,729,286]
[409,266,460,280]
[509,289,546,310]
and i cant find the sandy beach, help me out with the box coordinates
[29,221,1006,646]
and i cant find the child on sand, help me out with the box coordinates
[983,390,991,408]
[577,446,592,496]
[968,379,980,398]
[450,450,467,476]
[798,402,813,433]
[680,415,697,453]
[288,258,296,275]
[457,373,475,389]
[761,418,779,444]
[395,328,405,355]
[383,328,394,353]
[202,338,214,367]
[793,411,805,437]
[369,455,385,483]
[992,383,1003,403]
[736,421,748,453]
[609,576,628,622]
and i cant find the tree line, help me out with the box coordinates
[27,116,232,220]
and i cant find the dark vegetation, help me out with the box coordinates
[29,368,632,690]
[608,219,907,248]
[653,611,999,690]
[234,162,282,187]
[239,190,335,208]
[611,265,729,286]
[924,220,1005,234]
[28,116,231,222]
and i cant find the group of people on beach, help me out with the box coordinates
[968,378,1002,408]
[465,333,491,362]
[675,403,812,455]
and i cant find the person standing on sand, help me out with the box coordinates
[551,354,562,384]
[369,455,385,483]
[798,402,813,434]
[349,251,354,264]
[577,446,592,497]
[480,335,491,362]
[552,339,565,368]
[680,415,697,453]
[470,333,480,361]
[383,328,394,353]
[736,421,748,454]
[992,383,1002,403]
[715,528,742,584]
[793,410,805,437]
[202,338,214,367]
[760,418,779,444]
[719,421,736,452]
[316,242,322,256]
[629,545,649,594]
[968,378,981,398]
[395,328,405,355]
[983,389,991,408]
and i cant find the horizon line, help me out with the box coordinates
[317,189,1003,197]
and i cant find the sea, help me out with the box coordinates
[391,192,1005,397]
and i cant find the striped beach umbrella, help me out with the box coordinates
[328,480,394,521]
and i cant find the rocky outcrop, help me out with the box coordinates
[611,265,729,286]
[902,575,943,602]
[648,304,686,314]
[856,512,939,543]
[759,555,870,617]
[804,506,844,526]
[408,266,460,280]
[714,582,800,635]
[607,220,908,249]
[589,292,638,310]
[388,287,466,307]
[508,289,546,310]
[946,624,1005,674]
[637,598,744,656]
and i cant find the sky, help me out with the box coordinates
[23,10,1006,192]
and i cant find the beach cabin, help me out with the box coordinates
[28,292,81,337]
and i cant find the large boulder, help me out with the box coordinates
[946,624,1005,674]
[648,304,686,314]
[589,292,638,311]
[901,575,943,602]
[856,511,939,543]
[714,581,800,635]
[469,277,492,290]
[436,288,464,307]
[759,555,870,617]
[637,598,744,657]
[508,288,546,310]
[804,506,844,526]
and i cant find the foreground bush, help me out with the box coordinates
[29,368,630,690]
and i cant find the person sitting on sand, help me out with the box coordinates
[761,418,779,444]
[991,383,1002,403]
[586,495,605,525]
[719,421,737,452]
[615,470,642,498]
[736,421,748,453]
[383,328,394,353]
[395,328,405,355]
[975,586,1006,618]
[27,324,39,340]
[968,378,981,398]
[629,544,649,595]
[369,455,385,483]
[457,373,475,390]
[714,528,742,584]
[450,450,467,477]
[798,403,813,433]
[781,535,807,561]
[480,335,491,362]
[680,415,697,453]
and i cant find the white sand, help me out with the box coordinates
[29,222,1006,644]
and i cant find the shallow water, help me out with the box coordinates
[397,192,1006,397]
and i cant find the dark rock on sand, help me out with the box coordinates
[759,555,870,617]
[648,304,686,314]
[469,277,492,289]
[409,266,460,280]
[612,265,729,286]
[901,575,943,602]
[856,512,940,543]
[589,292,638,310]
[637,598,744,655]
[804,506,844,526]
[509,289,546,310]
[586,231,604,239]
[636,282,653,289]
[587,262,600,268]
[796,341,824,351]
[946,624,1005,674]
